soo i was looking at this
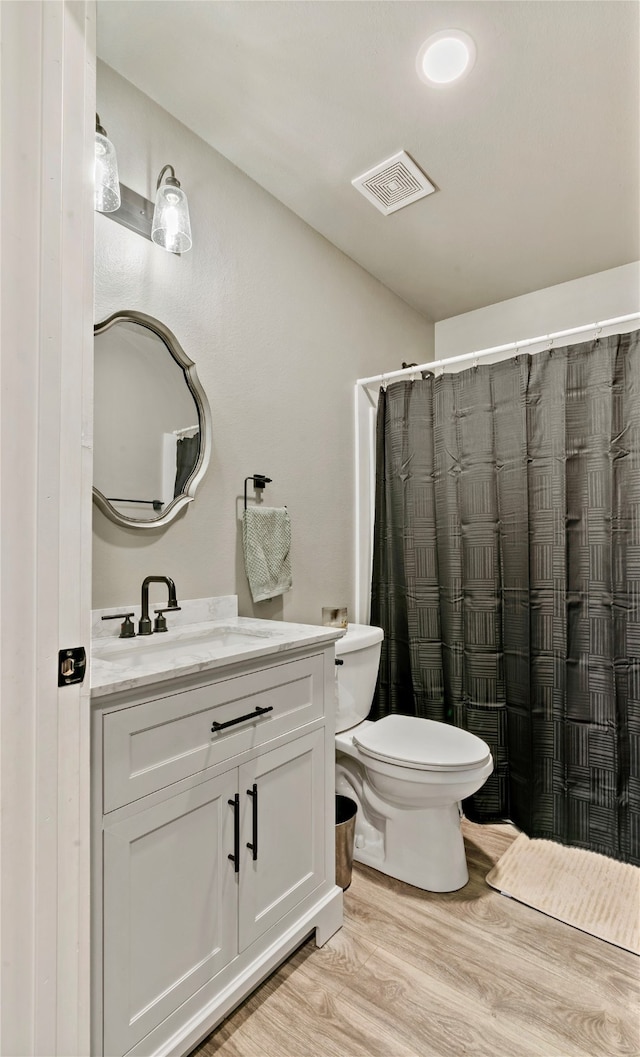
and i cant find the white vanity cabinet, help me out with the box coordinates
[92,644,342,1057]
[237,728,325,951]
[102,769,238,1057]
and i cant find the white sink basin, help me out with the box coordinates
[93,622,280,668]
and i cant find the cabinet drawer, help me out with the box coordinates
[102,654,324,811]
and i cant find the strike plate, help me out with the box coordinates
[58,646,87,687]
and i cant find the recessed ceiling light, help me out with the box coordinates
[416,30,476,86]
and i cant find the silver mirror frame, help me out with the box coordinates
[93,310,212,529]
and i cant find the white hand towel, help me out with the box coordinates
[242,506,292,603]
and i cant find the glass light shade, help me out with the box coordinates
[151,184,192,253]
[94,131,121,212]
[416,30,476,85]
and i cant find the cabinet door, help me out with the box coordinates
[239,729,325,951]
[102,771,238,1057]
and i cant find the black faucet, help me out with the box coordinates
[139,576,180,635]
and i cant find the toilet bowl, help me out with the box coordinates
[335,624,493,892]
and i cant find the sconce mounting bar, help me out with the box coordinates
[107,182,154,242]
[104,182,181,255]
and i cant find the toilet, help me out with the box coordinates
[335,624,493,892]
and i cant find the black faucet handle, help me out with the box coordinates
[153,606,182,633]
[101,612,136,639]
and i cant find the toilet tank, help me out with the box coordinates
[334,623,384,733]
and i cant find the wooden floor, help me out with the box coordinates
[194,822,640,1057]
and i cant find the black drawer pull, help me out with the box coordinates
[246,783,258,861]
[211,705,273,733]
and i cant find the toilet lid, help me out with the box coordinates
[352,715,491,772]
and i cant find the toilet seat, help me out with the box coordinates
[352,714,491,772]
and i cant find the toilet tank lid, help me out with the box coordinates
[334,623,384,656]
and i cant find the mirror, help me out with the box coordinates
[93,311,212,528]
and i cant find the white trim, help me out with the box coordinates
[353,385,378,624]
[357,312,640,388]
[0,3,95,1054]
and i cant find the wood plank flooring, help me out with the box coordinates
[194,822,640,1057]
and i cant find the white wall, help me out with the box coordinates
[435,261,640,357]
[94,62,433,622]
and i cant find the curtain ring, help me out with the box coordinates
[547,336,554,352]
[381,372,388,392]
[594,322,602,344]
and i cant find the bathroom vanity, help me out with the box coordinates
[91,599,343,1057]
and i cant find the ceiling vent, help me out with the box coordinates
[352,151,436,215]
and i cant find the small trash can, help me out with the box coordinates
[335,794,357,890]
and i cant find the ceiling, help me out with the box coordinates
[97,1,640,322]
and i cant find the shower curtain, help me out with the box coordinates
[370,332,639,865]
[173,433,200,497]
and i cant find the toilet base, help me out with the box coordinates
[336,758,471,892]
[352,800,469,892]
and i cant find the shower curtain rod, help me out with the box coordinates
[356,311,640,388]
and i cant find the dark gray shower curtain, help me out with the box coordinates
[370,332,639,865]
[173,434,199,497]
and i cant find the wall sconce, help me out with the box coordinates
[94,122,193,255]
[94,114,121,213]
[151,165,192,254]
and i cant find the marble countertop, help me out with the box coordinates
[91,612,344,699]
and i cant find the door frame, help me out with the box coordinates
[0,2,95,1053]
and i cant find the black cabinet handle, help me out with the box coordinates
[211,705,273,733]
[228,794,240,873]
[246,783,258,861]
